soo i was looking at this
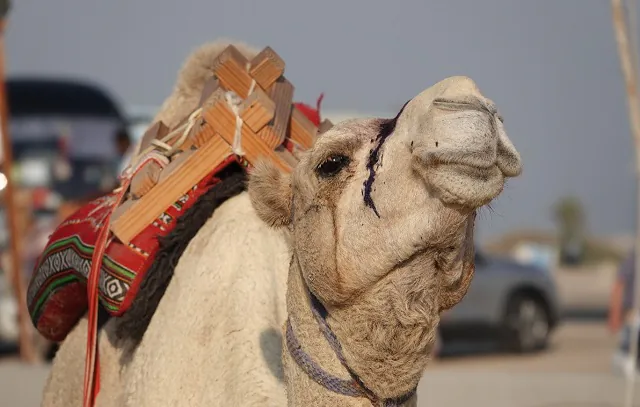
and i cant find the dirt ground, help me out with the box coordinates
[0,320,633,407]
[0,264,633,407]
[419,320,635,407]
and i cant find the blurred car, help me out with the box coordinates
[438,249,561,353]
[7,78,127,201]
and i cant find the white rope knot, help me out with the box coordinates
[127,107,204,173]
[151,107,203,157]
[224,91,245,156]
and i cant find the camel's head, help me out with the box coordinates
[249,76,521,314]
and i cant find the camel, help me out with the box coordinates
[247,76,521,405]
[40,41,522,407]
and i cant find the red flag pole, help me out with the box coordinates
[0,13,37,362]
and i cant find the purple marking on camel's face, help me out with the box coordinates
[361,99,411,218]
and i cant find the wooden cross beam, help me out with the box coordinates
[109,45,321,244]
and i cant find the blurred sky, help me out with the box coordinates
[2,0,637,240]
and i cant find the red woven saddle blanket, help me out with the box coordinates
[26,156,241,342]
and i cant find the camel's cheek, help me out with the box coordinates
[294,205,355,306]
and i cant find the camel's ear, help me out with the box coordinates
[248,160,293,228]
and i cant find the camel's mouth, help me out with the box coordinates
[414,148,510,208]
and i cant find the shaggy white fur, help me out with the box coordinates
[122,192,289,406]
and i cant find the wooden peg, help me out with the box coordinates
[198,77,220,107]
[240,87,275,132]
[130,161,163,198]
[184,88,227,149]
[318,119,334,135]
[198,87,227,111]
[211,45,254,98]
[289,107,317,149]
[249,47,285,90]
[257,77,294,149]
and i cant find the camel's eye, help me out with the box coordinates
[316,155,350,178]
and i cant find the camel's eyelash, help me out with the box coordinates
[310,136,364,168]
[314,151,350,167]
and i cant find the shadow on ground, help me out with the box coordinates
[438,307,607,359]
[562,307,608,320]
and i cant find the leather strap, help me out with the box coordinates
[82,178,131,407]
[287,288,417,406]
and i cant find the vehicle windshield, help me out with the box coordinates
[9,115,120,197]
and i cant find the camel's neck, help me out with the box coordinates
[283,257,426,407]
